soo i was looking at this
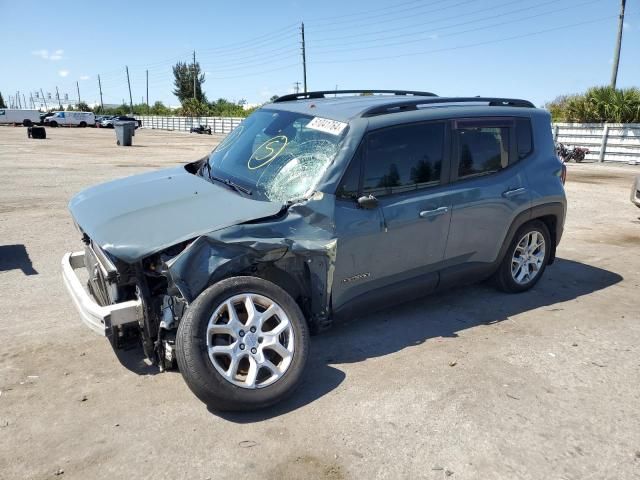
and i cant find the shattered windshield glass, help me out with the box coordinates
[207,109,348,202]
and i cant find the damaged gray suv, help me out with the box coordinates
[62,90,567,411]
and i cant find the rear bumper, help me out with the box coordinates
[62,251,142,336]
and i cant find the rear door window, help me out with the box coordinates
[453,119,515,180]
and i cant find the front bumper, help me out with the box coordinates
[62,251,142,336]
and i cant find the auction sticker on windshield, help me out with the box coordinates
[307,117,348,136]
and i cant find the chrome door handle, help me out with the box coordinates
[502,187,527,198]
[419,206,448,218]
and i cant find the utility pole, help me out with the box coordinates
[125,66,133,114]
[55,86,62,109]
[76,81,81,106]
[611,0,626,89]
[97,75,104,112]
[40,88,48,110]
[293,81,300,94]
[301,22,307,93]
[146,69,149,113]
[193,50,197,101]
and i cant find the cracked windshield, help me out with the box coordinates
[206,109,348,202]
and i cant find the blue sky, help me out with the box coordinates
[0,0,637,108]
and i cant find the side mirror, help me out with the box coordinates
[357,194,378,210]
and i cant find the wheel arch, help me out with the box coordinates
[497,202,565,267]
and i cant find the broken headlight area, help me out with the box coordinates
[135,240,194,370]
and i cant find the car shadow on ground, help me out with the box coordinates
[0,244,38,275]
[217,258,622,423]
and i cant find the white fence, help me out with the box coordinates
[135,115,243,134]
[135,115,640,164]
[553,123,640,163]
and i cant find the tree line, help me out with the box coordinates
[546,86,640,123]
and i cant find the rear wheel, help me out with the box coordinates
[23,119,32,127]
[177,276,309,411]
[494,220,551,293]
[79,121,87,128]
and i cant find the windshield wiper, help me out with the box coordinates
[209,173,252,196]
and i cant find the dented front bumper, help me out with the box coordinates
[61,251,143,336]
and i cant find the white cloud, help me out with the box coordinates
[58,70,69,77]
[32,48,64,61]
[428,33,439,40]
[32,49,49,59]
[80,75,90,80]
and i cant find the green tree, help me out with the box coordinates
[546,86,640,123]
[150,101,172,115]
[76,101,91,112]
[179,98,209,117]
[0,91,6,108]
[173,61,207,104]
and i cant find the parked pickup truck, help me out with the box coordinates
[62,90,566,411]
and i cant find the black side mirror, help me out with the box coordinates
[357,194,378,209]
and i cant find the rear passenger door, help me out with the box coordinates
[443,117,532,268]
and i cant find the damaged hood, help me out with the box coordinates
[68,166,283,263]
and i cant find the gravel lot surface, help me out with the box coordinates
[0,126,639,480]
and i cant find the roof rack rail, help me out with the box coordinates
[273,89,437,103]
[361,97,535,117]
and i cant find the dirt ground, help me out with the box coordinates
[0,126,639,480]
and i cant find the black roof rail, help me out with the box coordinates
[273,89,437,103]
[361,97,535,117]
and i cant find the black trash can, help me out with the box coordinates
[28,126,47,139]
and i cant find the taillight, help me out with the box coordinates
[560,163,567,185]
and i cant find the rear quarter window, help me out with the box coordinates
[515,117,533,160]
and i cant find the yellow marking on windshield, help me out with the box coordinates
[248,135,288,170]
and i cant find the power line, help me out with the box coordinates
[310,0,599,55]
[309,0,533,45]
[311,15,621,65]
[309,0,465,26]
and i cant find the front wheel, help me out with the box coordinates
[79,121,87,128]
[176,276,309,411]
[49,121,58,127]
[494,220,551,293]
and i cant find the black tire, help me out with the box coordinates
[79,121,87,128]
[49,121,58,127]
[176,276,309,411]
[23,119,32,127]
[494,220,551,293]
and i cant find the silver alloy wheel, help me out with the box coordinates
[511,230,546,285]
[206,293,294,389]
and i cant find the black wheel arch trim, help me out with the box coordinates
[497,202,565,267]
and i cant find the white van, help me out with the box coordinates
[44,111,95,127]
[0,109,41,126]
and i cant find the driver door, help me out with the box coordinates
[332,121,453,311]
